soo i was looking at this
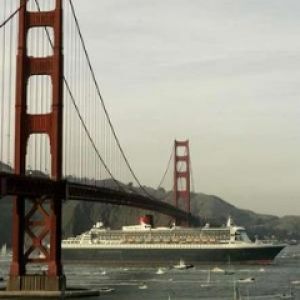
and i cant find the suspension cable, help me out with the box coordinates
[0,1,27,29]
[190,156,195,193]
[33,0,125,192]
[34,0,163,201]
[68,0,151,197]
[157,146,173,190]
[63,79,125,191]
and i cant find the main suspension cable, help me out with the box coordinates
[157,146,174,190]
[33,0,125,192]
[0,1,27,29]
[68,0,151,197]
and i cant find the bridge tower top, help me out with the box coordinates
[173,140,191,215]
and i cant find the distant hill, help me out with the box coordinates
[0,162,299,246]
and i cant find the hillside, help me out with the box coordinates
[0,162,299,245]
[1,190,300,246]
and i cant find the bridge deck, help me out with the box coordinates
[0,172,190,221]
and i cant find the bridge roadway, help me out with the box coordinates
[0,172,191,221]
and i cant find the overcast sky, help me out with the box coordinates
[71,0,300,216]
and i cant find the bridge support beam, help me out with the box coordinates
[0,172,191,224]
[7,0,65,291]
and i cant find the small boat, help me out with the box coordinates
[280,295,294,300]
[99,287,114,293]
[279,284,294,299]
[224,269,235,275]
[224,256,235,275]
[0,244,6,256]
[156,267,165,275]
[138,283,148,290]
[238,277,255,283]
[101,270,107,275]
[211,267,224,273]
[200,269,211,287]
[173,259,193,270]
[280,293,294,299]
[233,280,242,300]
[287,240,298,246]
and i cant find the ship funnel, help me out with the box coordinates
[139,215,154,226]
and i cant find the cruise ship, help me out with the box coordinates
[62,215,285,265]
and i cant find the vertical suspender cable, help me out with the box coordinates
[64,1,70,177]
[68,0,155,198]
[7,0,13,168]
[157,146,174,190]
[0,0,7,169]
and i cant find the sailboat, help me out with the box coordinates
[173,259,193,270]
[280,294,294,299]
[279,284,294,299]
[224,255,235,275]
[156,267,165,275]
[138,282,148,290]
[200,269,211,287]
[0,244,6,256]
[233,280,241,300]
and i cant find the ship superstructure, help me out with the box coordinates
[64,217,249,246]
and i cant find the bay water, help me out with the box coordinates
[0,245,299,299]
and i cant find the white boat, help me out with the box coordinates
[0,244,11,261]
[156,267,165,275]
[238,277,255,283]
[138,283,148,289]
[211,267,225,273]
[200,269,211,287]
[224,256,235,275]
[233,280,242,300]
[99,287,114,293]
[0,244,6,256]
[173,259,193,270]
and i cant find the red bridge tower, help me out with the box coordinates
[173,140,191,221]
[7,0,64,291]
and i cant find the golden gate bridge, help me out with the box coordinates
[0,0,195,295]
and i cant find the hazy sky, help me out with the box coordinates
[72,0,300,216]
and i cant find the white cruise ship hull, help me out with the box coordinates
[62,243,285,265]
